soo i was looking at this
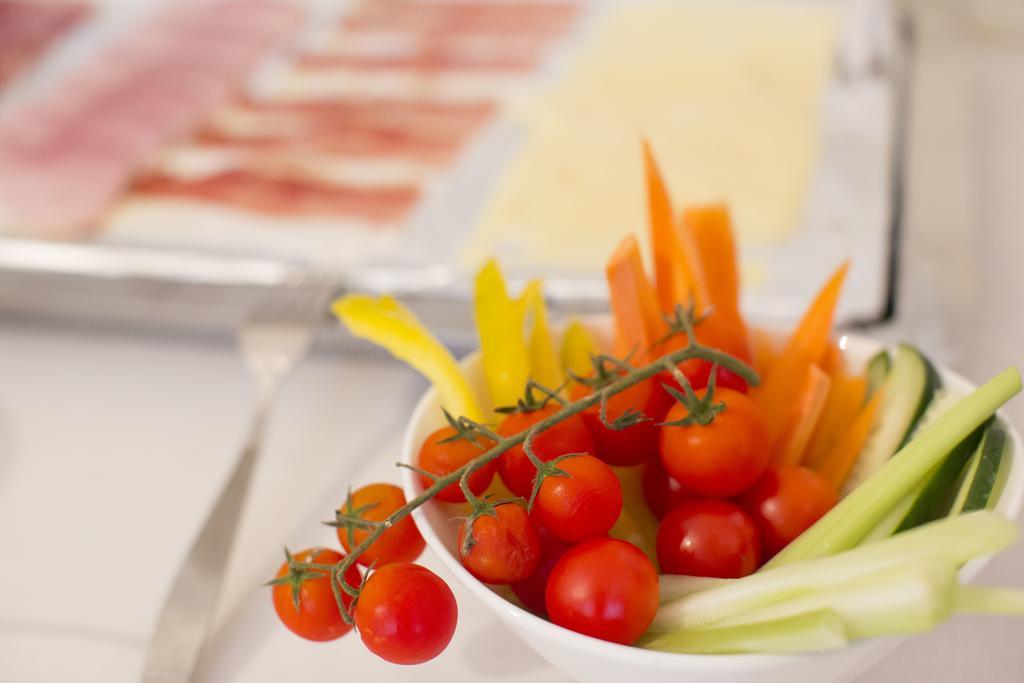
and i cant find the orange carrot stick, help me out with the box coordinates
[816,392,883,489]
[774,364,831,465]
[686,203,751,361]
[606,234,665,359]
[643,141,694,314]
[755,262,850,445]
[803,373,868,471]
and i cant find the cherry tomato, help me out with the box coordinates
[569,376,667,466]
[354,562,457,665]
[337,483,425,567]
[535,454,622,543]
[510,522,571,616]
[458,503,541,584]
[497,406,596,498]
[641,455,691,519]
[656,499,761,578]
[546,538,659,645]
[659,388,769,497]
[676,358,749,394]
[739,465,838,558]
[418,425,497,503]
[271,548,362,642]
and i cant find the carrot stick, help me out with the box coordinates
[755,262,850,445]
[816,392,883,490]
[749,326,782,378]
[606,234,665,359]
[643,141,693,314]
[803,373,868,471]
[774,364,832,465]
[686,203,751,361]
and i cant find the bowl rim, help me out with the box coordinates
[400,329,1024,667]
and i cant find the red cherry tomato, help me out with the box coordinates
[676,358,749,394]
[535,454,623,543]
[569,376,668,466]
[739,465,838,558]
[418,425,497,503]
[510,522,571,616]
[641,456,691,519]
[354,563,458,665]
[546,538,659,645]
[497,406,596,498]
[656,499,761,578]
[658,388,770,497]
[458,503,541,584]
[271,548,362,642]
[337,483,425,567]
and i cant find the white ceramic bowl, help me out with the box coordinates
[400,329,1024,683]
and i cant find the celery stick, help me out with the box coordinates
[651,511,1015,632]
[711,562,957,640]
[659,575,733,603]
[642,610,848,655]
[765,368,1021,569]
[954,586,1024,616]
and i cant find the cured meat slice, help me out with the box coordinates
[133,169,420,222]
[195,98,495,163]
[342,1,580,36]
[0,1,89,90]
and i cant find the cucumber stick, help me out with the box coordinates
[865,350,892,401]
[842,344,941,496]
[948,423,1012,515]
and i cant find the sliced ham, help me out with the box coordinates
[341,0,581,36]
[0,0,305,236]
[0,1,89,90]
[133,169,420,222]
[193,98,495,163]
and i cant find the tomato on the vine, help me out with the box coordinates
[569,375,667,466]
[354,562,457,665]
[418,425,497,503]
[641,455,690,519]
[656,499,761,578]
[496,405,596,498]
[511,522,571,616]
[739,465,838,558]
[337,483,425,567]
[271,548,362,642]
[458,502,541,584]
[659,388,769,497]
[534,454,622,543]
[675,358,749,394]
[546,538,659,645]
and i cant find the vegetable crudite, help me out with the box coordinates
[266,142,1024,667]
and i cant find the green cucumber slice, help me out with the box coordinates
[842,344,941,496]
[865,350,892,402]
[949,423,1012,515]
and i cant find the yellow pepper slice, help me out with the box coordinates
[474,260,531,408]
[560,319,600,378]
[332,294,483,421]
[520,279,563,390]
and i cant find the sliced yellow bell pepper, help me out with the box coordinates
[474,260,531,408]
[332,294,483,421]
[520,279,563,390]
[560,318,600,378]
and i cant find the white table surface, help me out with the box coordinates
[3,1,1024,681]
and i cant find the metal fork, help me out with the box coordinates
[142,278,332,683]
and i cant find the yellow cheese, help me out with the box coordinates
[464,0,840,271]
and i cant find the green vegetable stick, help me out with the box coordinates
[765,368,1021,568]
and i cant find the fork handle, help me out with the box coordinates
[141,392,274,683]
